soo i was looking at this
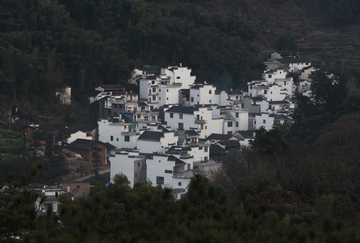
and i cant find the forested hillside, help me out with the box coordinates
[0,0,359,112]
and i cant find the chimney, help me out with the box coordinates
[179,63,182,67]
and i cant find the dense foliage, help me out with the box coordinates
[212,72,360,226]
[2,174,360,242]
[0,0,266,105]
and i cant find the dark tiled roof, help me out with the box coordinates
[138,131,163,141]
[210,144,224,156]
[190,84,202,89]
[185,130,199,137]
[236,130,255,139]
[166,146,191,153]
[168,155,186,165]
[269,100,290,105]
[251,97,263,101]
[158,125,170,133]
[218,140,240,149]
[165,106,198,114]
[99,85,124,91]
[68,139,103,150]
[180,89,190,95]
[206,133,232,141]
[138,101,148,106]
[103,142,116,150]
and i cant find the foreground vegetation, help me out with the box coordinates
[2,173,360,243]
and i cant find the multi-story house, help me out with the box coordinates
[98,118,139,149]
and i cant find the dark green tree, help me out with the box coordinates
[250,127,290,183]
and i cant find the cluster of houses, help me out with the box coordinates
[3,51,318,205]
[85,51,317,199]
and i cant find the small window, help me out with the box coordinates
[204,156,208,161]
[177,76,180,79]
[110,136,113,141]
[156,176,164,185]
[167,89,169,92]
[179,114,183,119]
[178,182,182,186]
[125,135,130,142]
[263,119,266,124]
[236,96,238,99]
[284,81,287,85]
[191,97,194,102]
[137,114,141,118]
[170,113,173,118]
[228,122,232,127]
[178,122,184,130]
[159,89,161,92]
[209,100,212,103]
[166,97,169,100]
[152,95,156,100]
[236,112,239,118]
[159,97,161,100]
[209,90,212,94]
[268,75,272,78]
[236,122,239,127]
[165,170,172,174]
[152,81,155,84]
[152,87,156,92]
[116,138,119,141]
[204,146,208,152]
[264,90,267,94]
[138,162,140,167]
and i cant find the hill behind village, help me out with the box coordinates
[0,0,360,125]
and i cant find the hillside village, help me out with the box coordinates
[3,51,317,206]
[88,51,316,199]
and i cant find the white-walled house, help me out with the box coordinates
[146,154,175,188]
[139,65,196,109]
[162,65,196,88]
[233,130,256,146]
[255,113,275,131]
[136,130,178,154]
[98,118,139,149]
[189,83,232,107]
[221,109,249,135]
[164,105,223,138]
[110,151,192,198]
[278,58,311,73]
[146,154,192,199]
[262,69,287,83]
[110,150,146,187]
